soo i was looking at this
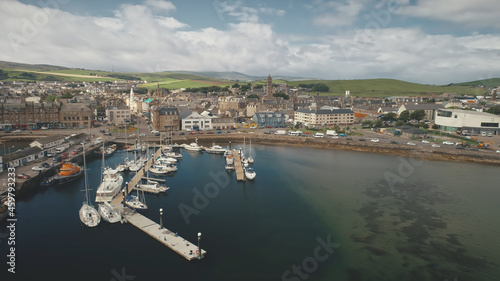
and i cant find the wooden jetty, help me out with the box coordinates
[232,150,245,181]
[122,208,206,261]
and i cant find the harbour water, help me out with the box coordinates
[1,145,499,280]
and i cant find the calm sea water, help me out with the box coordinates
[1,145,499,281]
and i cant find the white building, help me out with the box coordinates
[435,109,500,135]
[180,110,213,131]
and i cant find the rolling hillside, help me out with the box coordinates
[0,60,495,96]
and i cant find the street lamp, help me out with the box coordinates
[197,232,202,259]
[159,208,163,229]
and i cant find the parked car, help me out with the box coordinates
[103,132,111,136]
[16,173,30,179]
[496,150,500,153]
[41,162,51,168]
[431,144,440,148]
[13,129,22,133]
[346,137,353,140]
[46,152,55,157]
[179,132,185,135]
[407,142,416,146]
[358,138,366,141]
[442,141,454,145]
[422,140,430,144]
[61,152,69,159]
[390,140,398,144]
[32,166,45,171]
[370,139,379,143]
[41,126,48,130]
[216,131,222,134]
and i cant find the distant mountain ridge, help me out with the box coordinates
[164,70,314,82]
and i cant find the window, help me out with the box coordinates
[481,122,499,128]
[437,110,452,117]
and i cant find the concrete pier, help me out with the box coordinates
[122,207,206,261]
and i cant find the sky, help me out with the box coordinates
[1,0,500,84]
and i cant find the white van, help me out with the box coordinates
[55,147,66,154]
[314,133,324,138]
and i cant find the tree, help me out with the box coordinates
[0,69,9,80]
[254,84,263,89]
[294,122,302,130]
[395,120,404,127]
[361,120,374,127]
[311,83,329,92]
[231,83,240,88]
[487,105,500,115]
[45,95,57,102]
[241,84,251,92]
[432,124,439,130]
[410,110,426,122]
[381,112,397,122]
[398,110,410,123]
[273,92,289,100]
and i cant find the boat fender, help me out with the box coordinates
[196,250,199,255]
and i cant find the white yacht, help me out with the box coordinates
[183,139,203,152]
[95,168,124,203]
[245,167,256,180]
[128,159,144,172]
[148,164,177,175]
[135,181,169,193]
[205,143,228,154]
[115,158,129,172]
[98,202,122,224]
[165,151,182,158]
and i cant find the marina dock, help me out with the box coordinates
[233,151,245,181]
[122,207,206,261]
[111,147,205,261]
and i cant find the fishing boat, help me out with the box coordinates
[225,151,234,170]
[98,202,121,224]
[55,162,84,184]
[205,143,228,154]
[244,167,256,180]
[79,145,101,227]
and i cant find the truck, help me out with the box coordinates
[326,130,337,136]
[274,130,287,135]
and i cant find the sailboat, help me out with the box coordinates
[247,139,254,164]
[125,188,148,211]
[79,144,101,227]
[245,167,256,180]
[98,202,122,224]
[116,122,129,172]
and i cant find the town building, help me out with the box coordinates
[253,112,285,128]
[106,107,131,125]
[59,103,93,129]
[295,108,355,126]
[180,110,213,131]
[434,109,500,135]
[397,103,443,121]
[150,106,179,131]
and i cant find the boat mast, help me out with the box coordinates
[82,144,90,206]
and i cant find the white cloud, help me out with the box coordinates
[144,0,176,12]
[312,0,366,28]
[400,0,500,29]
[0,0,499,84]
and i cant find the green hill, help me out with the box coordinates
[448,78,500,88]
[287,79,486,97]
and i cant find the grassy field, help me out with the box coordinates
[1,70,118,82]
[287,79,484,97]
